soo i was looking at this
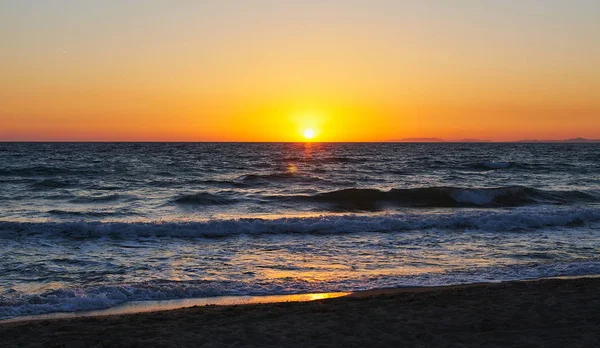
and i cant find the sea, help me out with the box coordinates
[1,142,599,320]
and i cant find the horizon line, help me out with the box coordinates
[1,139,599,144]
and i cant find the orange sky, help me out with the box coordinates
[1,1,599,141]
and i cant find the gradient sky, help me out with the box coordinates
[1,0,599,141]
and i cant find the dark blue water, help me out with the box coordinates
[1,143,599,319]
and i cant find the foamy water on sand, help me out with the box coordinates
[1,142,599,319]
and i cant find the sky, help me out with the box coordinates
[1,0,599,141]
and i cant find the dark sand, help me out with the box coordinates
[1,278,599,347]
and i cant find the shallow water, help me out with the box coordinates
[1,142,599,319]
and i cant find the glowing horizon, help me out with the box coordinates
[1,1,599,142]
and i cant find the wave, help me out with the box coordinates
[187,179,249,188]
[2,260,600,320]
[69,194,131,204]
[173,192,238,205]
[1,207,599,239]
[0,166,97,177]
[298,186,598,210]
[238,173,327,186]
[468,161,582,171]
[475,161,512,169]
[31,179,75,190]
[467,161,543,171]
[0,280,272,320]
[147,179,241,189]
[318,156,366,164]
[84,185,123,191]
[279,156,365,164]
[47,210,124,218]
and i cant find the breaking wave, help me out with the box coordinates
[299,186,598,210]
[2,261,600,320]
[1,207,599,239]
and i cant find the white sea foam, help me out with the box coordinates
[2,261,600,320]
[1,207,599,239]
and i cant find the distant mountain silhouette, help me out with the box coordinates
[455,139,493,143]
[390,138,445,142]
[517,137,600,143]
[386,137,599,143]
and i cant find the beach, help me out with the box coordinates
[1,277,598,347]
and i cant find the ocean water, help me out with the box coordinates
[1,142,599,320]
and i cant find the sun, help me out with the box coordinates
[303,128,316,140]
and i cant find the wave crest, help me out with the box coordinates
[3,260,600,320]
[304,186,597,210]
[1,207,599,239]
[69,194,130,204]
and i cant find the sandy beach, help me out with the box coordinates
[1,277,598,347]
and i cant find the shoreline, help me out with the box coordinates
[2,277,599,347]
[2,275,599,325]
[0,292,351,324]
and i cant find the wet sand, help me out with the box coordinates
[1,277,599,347]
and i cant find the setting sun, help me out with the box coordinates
[303,129,316,140]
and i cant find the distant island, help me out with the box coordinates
[387,137,599,143]
[392,138,445,142]
[455,139,493,143]
[516,137,600,143]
